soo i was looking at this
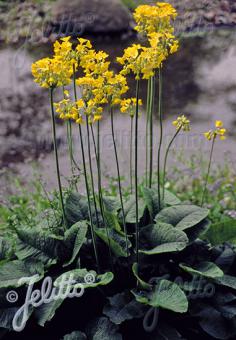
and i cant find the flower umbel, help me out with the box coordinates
[204,120,227,141]
[172,115,190,132]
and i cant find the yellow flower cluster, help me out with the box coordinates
[31,57,73,88]
[54,91,84,124]
[172,115,190,132]
[120,98,143,117]
[117,2,179,79]
[204,120,227,141]
[134,2,177,36]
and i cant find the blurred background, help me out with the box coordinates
[0,0,236,195]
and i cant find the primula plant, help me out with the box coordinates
[1,2,236,340]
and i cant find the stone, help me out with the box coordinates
[50,0,132,36]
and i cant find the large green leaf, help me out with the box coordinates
[15,226,68,267]
[142,188,181,219]
[132,279,188,313]
[62,331,87,340]
[155,205,209,231]
[95,228,131,257]
[139,222,188,255]
[123,196,146,224]
[86,317,122,340]
[103,292,147,325]
[102,197,121,213]
[55,269,113,289]
[215,275,236,290]
[0,237,13,262]
[180,261,224,279]
[202,220,236,246]
[63,221,88,266]
[65,193,89,225]
[132,263,152,290]
[0,259,44,289]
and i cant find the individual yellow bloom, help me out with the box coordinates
[93,113,102,122]
[215,120,223,128]
[204,131,213,141]
[64,90,69,98]
[172,115,190,132]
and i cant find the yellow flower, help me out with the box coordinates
[204,120,227,141]
[172,115,190,132]
[134,2,177,36]
[120,98,142,117]
[32,57,72,88]
[215,120,223,128]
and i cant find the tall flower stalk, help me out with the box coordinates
[90,123,114,271]
[201,120,226,206]
[157,68,163,210]
[163,115,190,199]
[145,78,151,187]
[110,106,129,256]
[73,71,100,272]
[149,75,155,188]
[134,80,140,267]
[85,116,100,226]
[130,116,134,193]
[49,88,67,227]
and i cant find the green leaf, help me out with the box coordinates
[132,263,152,290]
[86,317,122,340]
[103,210,122,233]
[95,228,131,257]
[55,269,113,289]
[196,305,236,339]
[139,222,188,255]
[102,197,121,213]
[202,220,236,245]
[142,188,181,219]
[62,331,87,340]
[35,299,64,327]
[63,221,88,266]
[65,193,89,226]
[215,275,236,290]
[15,227,65,267]
[0,259,44,289]
[180,261,224,279]
[164,190,181,206]
[155,205,209,231]
[123,196,146,224]
[103,292,147,325]
[132,279,188,313]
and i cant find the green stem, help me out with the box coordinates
[145,78,151,187]
[72,67,100,271]
[135,79,140,267]
[110,106,129,256]
[85,116,100,228]
[149,75,154,188]
[49,88,67,228]
[90,123,114,272]
[157,68,163,211]
[163,127,181,200]
[79,124,100,271]
[130,116,134,194]
[201,136,216,206]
